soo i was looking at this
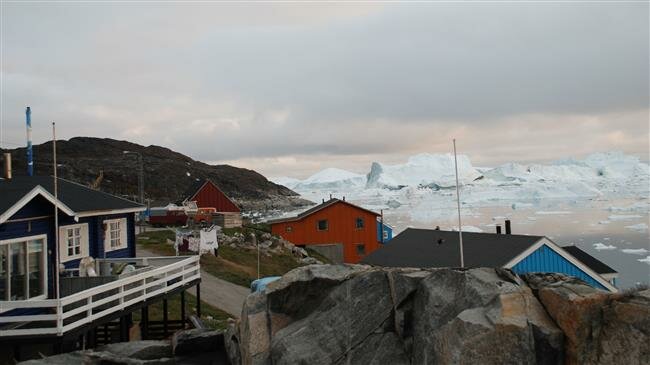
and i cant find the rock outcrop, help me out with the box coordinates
[19,267,650,365]
[227,265,650,365]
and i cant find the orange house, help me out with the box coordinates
[269,198,382,263]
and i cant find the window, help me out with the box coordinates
[317,219,328,231]
[286,226,293,233]
[59,224,89,262]
[0,235,47,301]
[104,218,128,252]
[355,217,364,229]
[355,243,366,256]
[383,230,389,240]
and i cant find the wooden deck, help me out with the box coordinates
[0,255,200,338]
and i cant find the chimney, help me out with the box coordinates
[496,225,502,234]
[3,153,12,180]
[343,196,346,201]
[505,220,512,234]
[322,198,325,203]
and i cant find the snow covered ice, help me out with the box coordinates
[593,243,617,251]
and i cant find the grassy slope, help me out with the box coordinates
[136,228,307,287]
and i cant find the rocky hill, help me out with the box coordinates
[1,137,311,212]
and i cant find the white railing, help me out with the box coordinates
[0,255,200,337]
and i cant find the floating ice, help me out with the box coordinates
[593,243,617,250]
[638,256,650,264]
[608,201,650,213]
[621,248,649,255]
[624,223,649,232]
[609,215,643,221]
[598,220,611,225]
[535,211,573,215]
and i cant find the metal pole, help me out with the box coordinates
[53,122,61,300]
[138,153,144,205]
[453,139,464,268]
[26,107,33,176]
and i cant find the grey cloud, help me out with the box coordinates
[1,2,648,173]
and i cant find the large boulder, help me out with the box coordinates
[97,340,172,360]
[412,268,564,364]
[524,273,650,365]
[171,328,224,356]
[270,270,398,365]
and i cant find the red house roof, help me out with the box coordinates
[182,179,241,213]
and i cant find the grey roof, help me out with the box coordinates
[361,228,544,268]
[0,176,143,216]
[267,198,380,224]
[562,246,618,274]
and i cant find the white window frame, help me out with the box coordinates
[104,218,128,252]
[59,223,89,262]
[0,234,48,302]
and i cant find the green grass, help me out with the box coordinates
[133,292,231,331]
[137,229,304,287]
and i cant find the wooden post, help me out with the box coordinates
[141,306,149,340]
[120,315,129,342]
[163,297,169,338]
[196,283,202,318]
[180,291,186,327]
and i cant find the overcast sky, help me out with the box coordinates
[1,2,648,178]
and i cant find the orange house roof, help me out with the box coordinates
[268,198,379,224]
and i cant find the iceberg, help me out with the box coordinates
[366,153,482,189]
[638,256,650,264]
[271,176,301,190]
[293,168,366,191]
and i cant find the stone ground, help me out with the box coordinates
[137,247,250,317]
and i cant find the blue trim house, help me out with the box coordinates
[377,221,393,244]
[0,176,144,302]
[361,228,618,292]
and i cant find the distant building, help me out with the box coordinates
[268,198,388,264]
[180,179,242,227]
[361,228,618,292]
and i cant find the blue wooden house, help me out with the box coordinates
[0,175,202,361]
[361,228,618,292]
[377,220,393,244]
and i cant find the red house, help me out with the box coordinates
[269,198,383,264]
[181,179,242,227]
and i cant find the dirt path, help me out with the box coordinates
[136,247,250,318]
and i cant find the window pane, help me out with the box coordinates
[356,218,364,228]
[318,220,328,231]
[10,242,26,300]
[0,245,7,300]
[356,244,365,255]
[28,240,44,298]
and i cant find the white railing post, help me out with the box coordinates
[119,285,124,309]
[57,301,63,336]
[87,296,93,322]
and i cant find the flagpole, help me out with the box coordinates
[453,139,464,268]
[53,122,61,300]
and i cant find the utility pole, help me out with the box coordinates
[123,151,145,232]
